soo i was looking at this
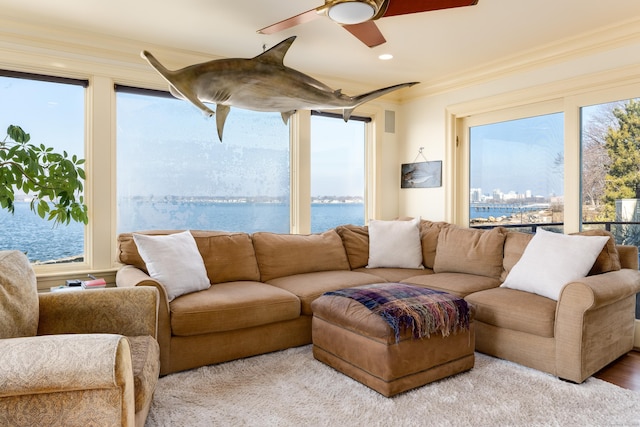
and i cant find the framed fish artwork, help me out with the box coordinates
[401,161,442,188]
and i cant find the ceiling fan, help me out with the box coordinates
[258,0,479,48]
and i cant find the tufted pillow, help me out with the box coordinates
[133,231,211,301]
[0,250,39,338]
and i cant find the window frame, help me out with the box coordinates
[0,70,90,276]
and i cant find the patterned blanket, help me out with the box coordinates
[324,283,470,343]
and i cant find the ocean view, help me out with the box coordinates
[1,201,365,262]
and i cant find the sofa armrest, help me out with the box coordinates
[0,334,135,426]
[555,268,640,382]
[37,286,159,338]
[116,265,172,375]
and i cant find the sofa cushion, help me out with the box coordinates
[169,281,300,336]
[354,266,433,283]
[367,217,424,269]
[501,228,609,301]
[0,250,39,339]
[465,287,556,338]
[501,231,534,281]
[253,230,350,282]
[133,231,211,301]
[420,220,449,269]
[118,230,261,284]
[401,272,501,298]
[433,226,507,280]
[572,229,621,275]
[335,224,369,269]
[267,270,384,315]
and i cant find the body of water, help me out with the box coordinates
[470,203,550,221]
[1,201,364,262]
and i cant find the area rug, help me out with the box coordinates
[146,346,640,426]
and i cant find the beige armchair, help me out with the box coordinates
[0,250,160,427]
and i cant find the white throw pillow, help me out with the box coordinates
[367,217,424,269]
[133,231,211,301]
[500,228,609,300]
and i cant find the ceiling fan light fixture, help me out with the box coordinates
[328,1,377,25]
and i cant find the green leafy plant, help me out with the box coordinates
[0,124,88,225]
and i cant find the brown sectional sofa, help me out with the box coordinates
[115,221,640,383]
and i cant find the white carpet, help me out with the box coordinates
[146,345,640,427]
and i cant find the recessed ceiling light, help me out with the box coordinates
[378,54,393,61]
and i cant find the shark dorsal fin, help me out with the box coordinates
[254,36,296,66]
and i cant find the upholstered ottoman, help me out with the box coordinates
[310,283,475,397]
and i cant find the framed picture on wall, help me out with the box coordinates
[401,161,442,188]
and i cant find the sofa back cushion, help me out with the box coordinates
[0,250,39,339]
[253,230,350,281]
[501,231,534,281]
[117,230,260,283]
[571,229,621,275]
[433,226,507,279]
[335,225,369,269]
[420,220,449,269]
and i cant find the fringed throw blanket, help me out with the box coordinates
[325,283,470,343]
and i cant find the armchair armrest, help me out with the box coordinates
[555,268,640,382]
[116,265,172,375]
[0,334,135,426]
[37,286,159,338]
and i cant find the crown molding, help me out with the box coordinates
[0,16,408,103]
[408,16,640,100]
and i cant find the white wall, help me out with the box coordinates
[397,19,640,222]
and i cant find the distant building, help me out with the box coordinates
[616,199,640,222]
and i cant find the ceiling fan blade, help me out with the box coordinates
[343,21,386,48]
[257,8,321,35]
[384,0,478,17]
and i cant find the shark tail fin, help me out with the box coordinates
[141,50,215,118]
[343,82,419,121]
[141,51,173,80]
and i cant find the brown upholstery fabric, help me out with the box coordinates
[402,272,501,298]
[117,230,260,283]
[169,281,300,336]
[501,230,534,281]
[253,230,350,282]
[420,220,449,269]
[354,266,433,282]
[311,292,475,396]
[267,270,383,315]
[335,224,369,269]
[572,229,621,275]
[465,287,556,337]
[433,226,506,279]
[0,250,39,339]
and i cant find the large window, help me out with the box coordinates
[310,113,367,232]
[469,112,564,230]
[0,74,86,264]
[116,89,290,234]
[581,98,640,319]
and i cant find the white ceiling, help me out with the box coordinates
[1,0,639,92]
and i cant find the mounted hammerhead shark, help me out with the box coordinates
[141,36,418,141]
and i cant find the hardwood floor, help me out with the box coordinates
[594,350,640,391]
